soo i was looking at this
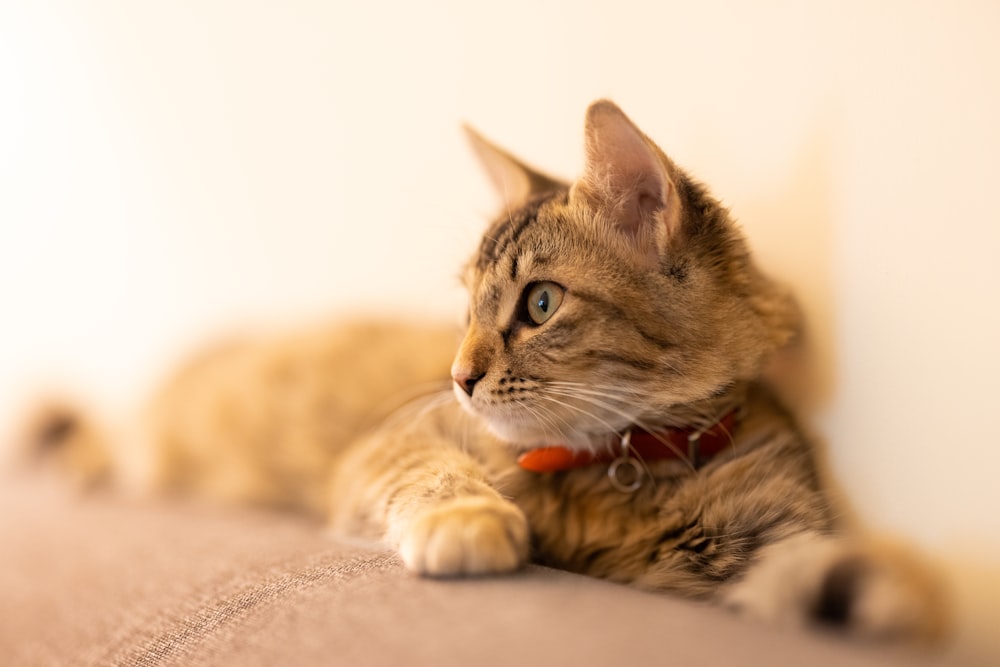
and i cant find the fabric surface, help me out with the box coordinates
[0,475,975,666]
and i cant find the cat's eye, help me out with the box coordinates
[524,281,565,325]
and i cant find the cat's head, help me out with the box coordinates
[454,100,799,448]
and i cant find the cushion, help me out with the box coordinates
[0,475,964,666]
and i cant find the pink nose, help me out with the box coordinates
[452,370,485,397]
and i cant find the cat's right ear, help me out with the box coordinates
[572,100,681,266]
[464,125,567,207]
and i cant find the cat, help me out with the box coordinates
[23,100,947,642]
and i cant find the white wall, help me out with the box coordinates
[2,1,998,657]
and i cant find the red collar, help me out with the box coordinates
[517,410,739,474]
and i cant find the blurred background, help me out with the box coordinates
[1,0,998,657]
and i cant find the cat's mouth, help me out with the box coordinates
[452,383,539,445]
[452,380,629,449]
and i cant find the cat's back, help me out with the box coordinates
[145,319,459,513]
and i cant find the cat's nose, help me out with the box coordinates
[453,370,485,397]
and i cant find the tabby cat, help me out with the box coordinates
[27,100,946,641]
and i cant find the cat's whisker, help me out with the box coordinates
[548,379,743,452]
[669,396,744,453]
[542,386,698,472]
[543,384,643,407]
[533,394,627,449]
[535,402,578,441]
[514,398,570,443]
[377,387,456,436]
[383,380,455,406]
[536,386,668,487]
[454,400,477,456]
[543,385,665,435]
[565,397,669,484]
[541,388,640,426]
[545,381,650,404]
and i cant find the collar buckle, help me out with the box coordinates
[687,432,702,468]
[607,430,644,493]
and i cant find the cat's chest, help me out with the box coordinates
[498,463,698,581]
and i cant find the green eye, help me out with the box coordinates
[525,281,565,325]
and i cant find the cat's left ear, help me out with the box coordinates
[464,125,567,207]
[572,100,681,263]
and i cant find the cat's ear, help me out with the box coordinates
[464,125,566,207]
[572,100,680,262]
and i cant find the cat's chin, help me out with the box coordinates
[478,411,602,450]
[482,419,559,448]
[453,386,586,448]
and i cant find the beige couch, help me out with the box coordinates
[0,474,973,666]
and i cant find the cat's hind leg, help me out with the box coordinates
[721,531,949,642]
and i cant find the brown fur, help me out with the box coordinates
[25,101,948,642]
[143,320,460,515]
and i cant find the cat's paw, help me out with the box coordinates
[398,496,530,577]
[722,533,948,642]
[816,545,950,642]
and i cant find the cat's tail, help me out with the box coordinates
[14,397,113,489]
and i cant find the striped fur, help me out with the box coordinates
[330,101,946,640]
[26,101,947,642]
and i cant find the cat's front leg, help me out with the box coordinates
[328,417,529,577]
[394,492,529,576]
[720,531,949,642]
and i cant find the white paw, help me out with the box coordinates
[840,547,949,642]
[722,533,842,628]
[398,496,530,577]
[722,533,947,642]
